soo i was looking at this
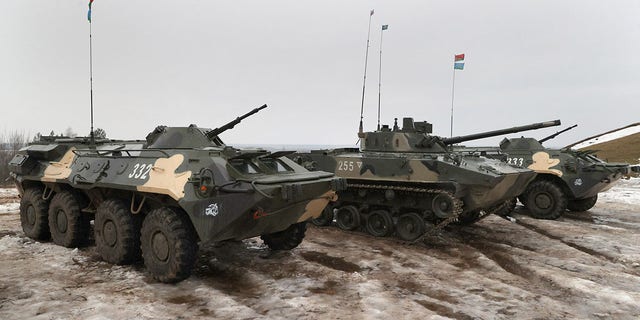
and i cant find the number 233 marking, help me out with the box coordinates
[128,163,153,180]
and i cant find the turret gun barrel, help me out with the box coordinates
[538,124,577,144]
[442,120,561,145]
[206,104,268,139]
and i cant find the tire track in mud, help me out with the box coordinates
[448,227,584,304]
[513,219,640,276]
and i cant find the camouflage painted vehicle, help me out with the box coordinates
[9,105,343,283]
[455,124,631,219]
[292,117,543,241]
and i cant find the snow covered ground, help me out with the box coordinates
[571,123,640,150]
[0,181,639,319]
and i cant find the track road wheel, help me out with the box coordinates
[395,212,426,241]
[141,207,198,283]
[261,222,307,250]
[20,188,50,240]
[48,191,90,247]
[365,210,394,237]
[524,180,567,220]
[311,206,334,226]
[95,199,142,265]
[567,195,598,212]
[432,194,455,219]
[335,205,360,231]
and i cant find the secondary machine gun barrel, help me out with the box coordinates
[442,120,561,145]
[538,124,577,144]
[206,104,268,139]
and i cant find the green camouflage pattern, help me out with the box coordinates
[454,124,631,219]
[292,117,538,239]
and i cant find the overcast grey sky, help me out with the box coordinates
[1,0,639,147]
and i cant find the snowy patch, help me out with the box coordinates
[0,203,19,214]
[572,124,640,150]
[0,188,19,198]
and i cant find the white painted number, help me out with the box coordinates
[337,161,362,172]
[507,157,525,167]
[128,163,153,180]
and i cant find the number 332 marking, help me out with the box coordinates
[128,163,152,180]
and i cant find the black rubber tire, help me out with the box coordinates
[19,188,50,240]
[395,212,426,241]
[140,207,198,283]
[261,222,307,250]
[311,206,334,226]
[365,210,394,237]
[524,180,567,220]
[432,194,454,219]
[335,205,360,231]
[567,195,598,212]
[95,199,142,265]
[48,191,90,248]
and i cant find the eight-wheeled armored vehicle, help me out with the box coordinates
[9,105,344,283]
[455,124,631,219]
[292,117,546,241]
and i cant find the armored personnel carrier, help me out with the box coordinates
[9,105,343,283]
[292,117,548,241]
[456,124,630,219]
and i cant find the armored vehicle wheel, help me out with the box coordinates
[335,205,360,231]
[48,191,89,248]
[365,210,394,237]
[524,180,567,220]
[567,195,598,212]
[311,206,334,226]
[19,188,50,240]
[396,212,425,241]
[432,194,455,218]
[141,207,198,283]
[95,199,142,265]
[261,222,307,250]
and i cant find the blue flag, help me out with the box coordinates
[88,0,94,22]
[454,62,464,70]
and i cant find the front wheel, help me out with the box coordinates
[524,180,567,220]
[261,222,307,250]
[20,188,50,240]
[567,195,598,212]
[141,207,198,283]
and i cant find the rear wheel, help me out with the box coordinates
[395,212,425,241]
[141,207,198,283]
[48,191,89,247]
[95,199,141,265]
[261,222,307,250]
[365,210,394,237]
[567,195,598,212]
[524,180,567,220]
[19,188,50,240]
[335,205,360,231]
[311,206,334,226]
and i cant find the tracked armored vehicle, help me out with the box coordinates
[292,117,551,241]
[9,105,343,283]
[456,124,631,219]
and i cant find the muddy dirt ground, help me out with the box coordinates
[1,180,639,320]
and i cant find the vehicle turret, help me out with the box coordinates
[361,118,561,152]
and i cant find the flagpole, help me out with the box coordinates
[450,67,456,137]
[358,10,374,138]
[377,26,384,131]
[89,21,95,145]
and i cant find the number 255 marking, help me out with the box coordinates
[128,163,152,180]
